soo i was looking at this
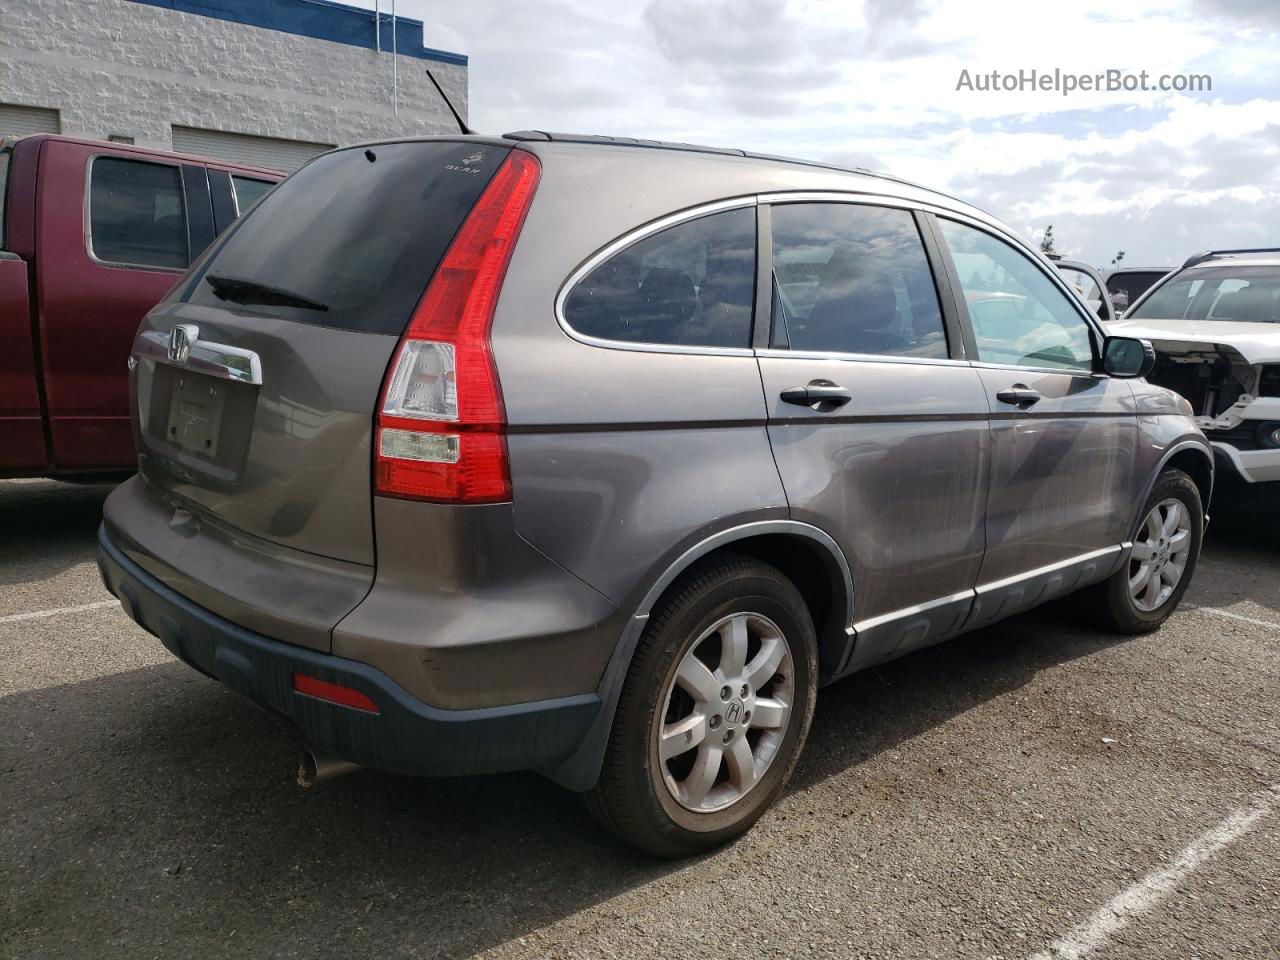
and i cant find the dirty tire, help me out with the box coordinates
[1084,467,1204,634]
[583,553,818,858]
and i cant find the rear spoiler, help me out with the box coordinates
[1182,248,1280,269]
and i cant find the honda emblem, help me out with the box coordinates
[167,324,198,365]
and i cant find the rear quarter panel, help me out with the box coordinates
[493,145,798,611]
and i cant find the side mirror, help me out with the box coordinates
[1103,336,1156,378]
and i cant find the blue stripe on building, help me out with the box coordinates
[126,0,468,65]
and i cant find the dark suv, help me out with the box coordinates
[98,134,1213,856]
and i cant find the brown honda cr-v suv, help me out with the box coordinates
[99,133,1212,856]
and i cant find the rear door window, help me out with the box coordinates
[769,203,948,358]
[89,156,189,269]
[184,141,506,334]
[562,206,756,349]
[231,175,272,214]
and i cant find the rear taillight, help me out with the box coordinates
[375,149,540,503]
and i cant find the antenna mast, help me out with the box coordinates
[425,67,474,135]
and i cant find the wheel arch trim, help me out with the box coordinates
[1130,437,1215,541]
[543,519,854,792]
[631,520,854,629]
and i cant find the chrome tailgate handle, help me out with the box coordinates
[135,326,263,386]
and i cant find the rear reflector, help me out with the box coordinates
[375,149,541,503]
[291,673,380,714]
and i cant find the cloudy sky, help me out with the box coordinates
[352,0,1278,269]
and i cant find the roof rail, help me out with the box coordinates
[1182,247,1280,269]
[499,130,983,210]
[502,131,749,157]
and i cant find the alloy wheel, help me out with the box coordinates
[1129,497,1192,612]
[656,612,795,813]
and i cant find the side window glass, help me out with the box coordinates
[89,157,188,269]
[232,176,273,215]
[563,206,756,348]
[1058,266,1101,302]
[0,148,10,249]
[938,219,1094,372]
[770,203,948,359]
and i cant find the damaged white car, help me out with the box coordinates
[1111,249,1280,499]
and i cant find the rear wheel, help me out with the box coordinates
[1085,468,1203,633]
[584,554,818,858]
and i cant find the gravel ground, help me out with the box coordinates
[1,478,1277,960]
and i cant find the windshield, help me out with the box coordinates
[182,140,507,334]
[1131,265,1280,324]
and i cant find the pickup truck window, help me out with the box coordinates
[89,156,188,270]
[0,148,10,249]
[231,176,272,215]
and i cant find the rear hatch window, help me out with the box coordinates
[133,141,509,569]
[182,141,507,334]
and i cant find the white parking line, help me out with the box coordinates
[0,600,117,624]
[1188,606,1280,632]
[1029,786,1276,960]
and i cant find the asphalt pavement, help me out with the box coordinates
[2,478,1277,959]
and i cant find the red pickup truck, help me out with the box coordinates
[1,134,281,478]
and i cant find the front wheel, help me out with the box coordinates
[583,554,818,858]
[1085,467,1204,633]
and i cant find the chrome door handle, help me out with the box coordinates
[996,384,1041,407]
[781,380,852,409]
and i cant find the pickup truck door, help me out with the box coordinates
[0,143,47,471]
[34,140,213,470]
[0,250,46,471]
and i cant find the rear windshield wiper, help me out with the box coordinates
[205,274,329,312]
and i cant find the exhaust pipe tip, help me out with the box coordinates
[297,749,361,789]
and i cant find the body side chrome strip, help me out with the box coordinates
[851,589,973,634]
[850,543,1129,636]
[975,544,1124,595]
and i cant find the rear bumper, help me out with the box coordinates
[98,523,601,777]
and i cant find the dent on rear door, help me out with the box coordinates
[759,355,991,672]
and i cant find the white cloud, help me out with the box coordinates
[345,0,1279,267]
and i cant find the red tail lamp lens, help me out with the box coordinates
[375,149,541,503]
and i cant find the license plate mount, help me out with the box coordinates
[164,372,227,459]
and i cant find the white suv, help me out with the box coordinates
[1111,249,1280,497]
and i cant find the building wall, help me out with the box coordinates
[0,0,468,157]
